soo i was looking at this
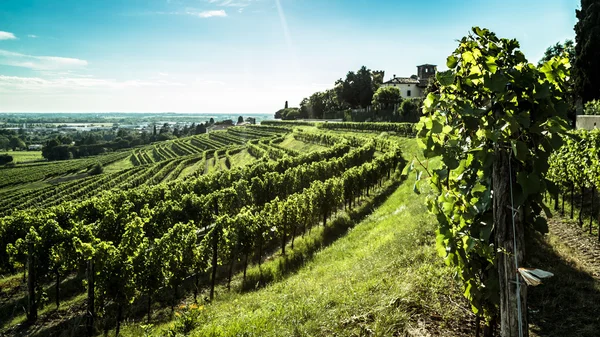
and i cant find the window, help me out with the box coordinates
[407,90,411,97]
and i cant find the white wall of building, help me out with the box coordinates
[382,83,422,98]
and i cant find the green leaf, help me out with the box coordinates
[436,70,456,86]
[401,161,413,176]
[447,55,458,68]
[511,141,529,162]
[485,56,498,73]
[534,82,551,99]
[423,93,437,110]
[533,216,549,234]
[462,51,475,64]
[431,120,443,133]
[413,181,421,195]
[516,171,540,198]
[486,73,508,93]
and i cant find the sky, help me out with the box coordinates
[0,0,581,113]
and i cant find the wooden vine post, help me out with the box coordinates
[86,259,95,336]
[27,241,37,322]
[414,27,570,337]
[493,147,527,336]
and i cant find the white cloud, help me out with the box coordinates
[206,0,252,7]
[0,50,88,70]
[0,75,183,92]
[27,34,38,38]
[0,31,17,40]
[195,10,227,18]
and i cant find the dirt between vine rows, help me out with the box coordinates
[546,217,600,279]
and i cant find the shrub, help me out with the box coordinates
[0,154,13,165]
[584,99,600,115]
[88,162,103,175]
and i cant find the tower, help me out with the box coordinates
[417,64,437,80]
[372,70,385,85]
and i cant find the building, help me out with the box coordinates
[28,144,43,150]
[381,64,437,98]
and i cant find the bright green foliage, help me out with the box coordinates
[414,27,571,320]
[372,86,402,110]
[318,121,416,136]
[583,99,600,115]
[548,129,600,191]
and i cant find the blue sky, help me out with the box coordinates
[0,0,580,113]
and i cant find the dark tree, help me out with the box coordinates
[539,40,575,66]
[0,154,13,165]
[335,66,378,108]
[9,136,26,151]
[397,98,421,122]
[284,101,288,109]
[0,135,8,150]
[195,123,207,134]
[209,118,215,124]
[574,0,600,103]
[237,116,244,124]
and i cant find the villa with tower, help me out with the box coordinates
[381,64,437,98]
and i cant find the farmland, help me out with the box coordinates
[0,120,599,337]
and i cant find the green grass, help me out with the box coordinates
[179,158,206,178]
[229,150,255,168]
[103,155,134,173]
[1,151,43,163]
[219,157,228,170]
[278,134,327,153]
[118,139,468,337]
[206,156,218,174]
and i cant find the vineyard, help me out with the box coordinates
[548,129,600,238]
[2,119,599,337]
[0,124,409,336]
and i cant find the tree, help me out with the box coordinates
[372,86,402,110]
[397,98,421,122]
[414,27,570,336]
[538,40,575,66]
[540,40,577,125]
[299,98,309,119]
[336,66,379,108]
[88,163,103,175]
[237,116,244,124]
[0,135,9,150]
[9,136,25,151]
[284,101,288,109]
[209,118,215,124]
[574,0,600,103]
[584,99,600,115]
[0,154,13,165]
[195,123,207,134]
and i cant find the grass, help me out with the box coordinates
[219,157,228,170]
[103,156,134,173]
[527,226,600,337]
[229,150,255,168]
[1,151,43,163]
[0,181,50,195]
[118,139,470,337]
[278,134,327,153]
[206,156,218,174]
[179,158,206,178]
